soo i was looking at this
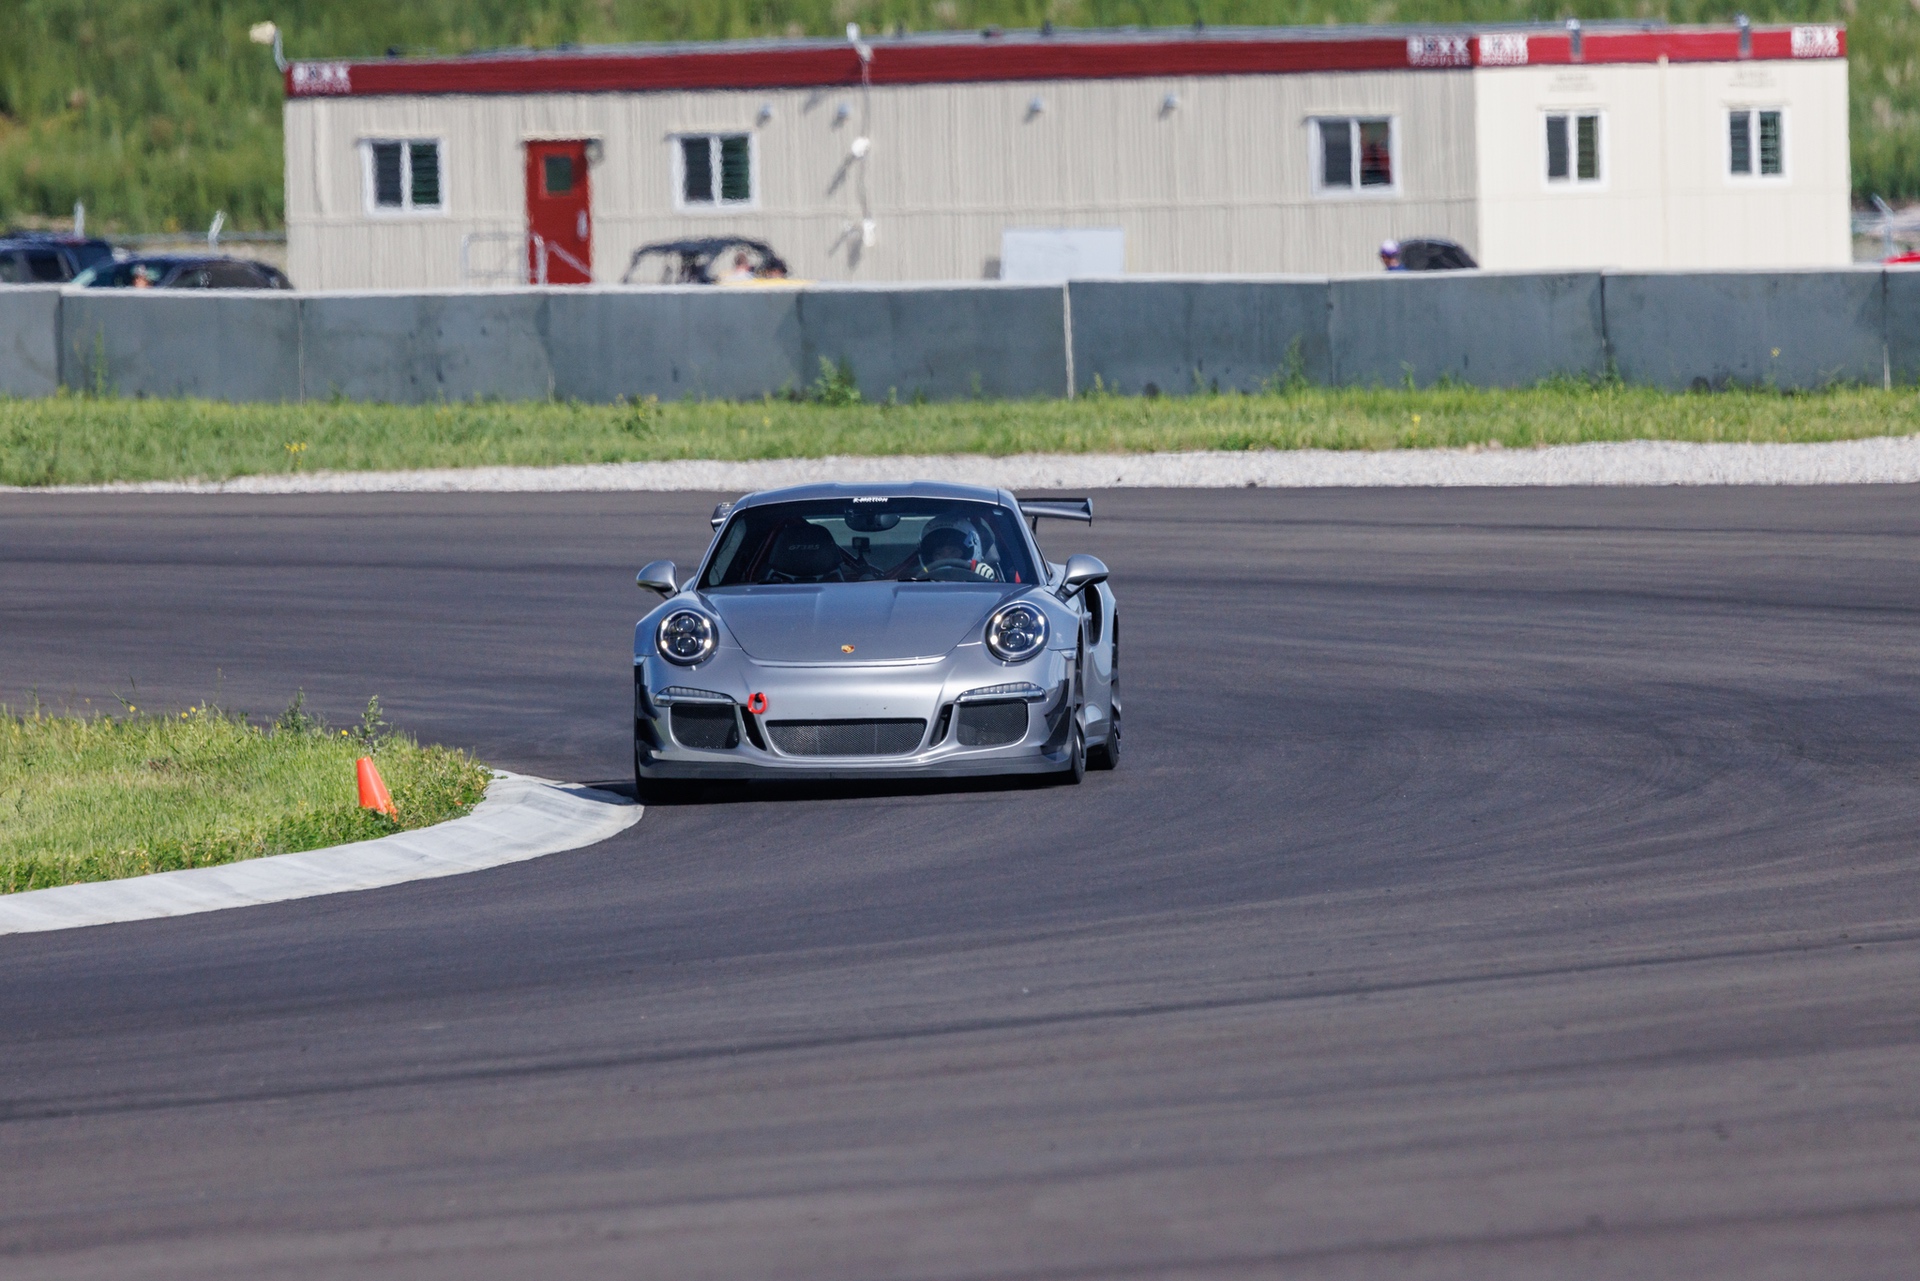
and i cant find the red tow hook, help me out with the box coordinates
[746,692,768,715]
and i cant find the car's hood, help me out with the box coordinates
[703,583,1014,663]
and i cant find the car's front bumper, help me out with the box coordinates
[634,649,1081,781]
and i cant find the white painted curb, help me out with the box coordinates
[0,771,640,936]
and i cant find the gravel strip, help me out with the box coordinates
[11,436,1920,494]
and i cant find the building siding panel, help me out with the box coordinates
[288,71,1479,288]
[284,44,1842,289]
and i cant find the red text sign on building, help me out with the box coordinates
[1407,35,1472,68]
[1478,34,1530,66]
[1790,26,1841,58]
[291,62,352,95]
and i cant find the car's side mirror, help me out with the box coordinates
[1057,554,1109,600]
[635,559,679,596]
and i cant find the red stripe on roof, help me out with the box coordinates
[863,37,1426,81]
[323,48,869,96]
[284,27,1843,98]
[1518,28,1844,65]
[290,38,1422,97]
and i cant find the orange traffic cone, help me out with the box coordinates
[356,756,397,818]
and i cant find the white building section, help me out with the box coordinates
[280,22,1850,289]
[999,227,1127,282]
[1474,53,1850,269]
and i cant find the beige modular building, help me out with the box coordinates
[281,21,1850,289]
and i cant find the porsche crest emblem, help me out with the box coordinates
[841,644,856,653]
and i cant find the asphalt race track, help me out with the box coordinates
[3,487,1918,1279]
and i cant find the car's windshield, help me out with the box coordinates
[72,241,113,271]
[703,498,1039,587]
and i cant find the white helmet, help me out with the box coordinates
[919,515,983,564]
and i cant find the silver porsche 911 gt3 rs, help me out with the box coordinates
[631,482,1119,799]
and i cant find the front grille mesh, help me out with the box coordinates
[671,704,739,750]
[766,719,926,756]
[956,700,1029,747]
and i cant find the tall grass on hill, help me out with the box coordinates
[3,383,1919,487]
[0,695,492,894]
[0,0,1911,236]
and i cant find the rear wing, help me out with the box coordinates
[713,496,1088,532]
[1016,498,1093,532]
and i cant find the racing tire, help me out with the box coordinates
[1088,617,1120,770]
[1088,699,1121,770]
[634,740,681,806]
[1058,723,1087,785]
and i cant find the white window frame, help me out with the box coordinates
[1726,107,1788,182]
[671,132,759,212]
[1308,116,1400,199]
[1541,110,1607,191]
[359,137,447,216]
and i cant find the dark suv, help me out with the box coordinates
[71,255,292,290]
[0,232,116,283]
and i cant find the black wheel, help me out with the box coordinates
[1057,722,1087,785]
[634,739,679,806]
[1088,702,1120,770]
[1088,620,1121,771]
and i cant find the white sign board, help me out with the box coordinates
[999,227,1125,282]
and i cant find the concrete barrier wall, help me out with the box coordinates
[796,285,1069,401]
[547,289,804,402]
[1879,268,1920,386]
[1067,279,1331,396]
[0,288,60,397]
[301,293,555,402]
[1,270,1909,404]
[1330,273,1607,387]
[61,293,302,401]
[1604,270,1886,390]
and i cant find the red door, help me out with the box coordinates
[525,140,592,284]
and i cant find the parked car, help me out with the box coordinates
[1398,238,1479,271]
[0,232,115,283]
[70,255,293,290]
[622,237,791,285]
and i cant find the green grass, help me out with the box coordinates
[0,696,492,894]
[0,0,1913,235]
[4,383,1920,487]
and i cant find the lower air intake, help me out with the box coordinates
[671,704,739,750]
[766,719,926,756]
[956,700,1030,747]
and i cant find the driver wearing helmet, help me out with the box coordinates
[911,516,998,580]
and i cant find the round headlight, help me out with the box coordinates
[985,602,1049,663]
[656,609,717,665]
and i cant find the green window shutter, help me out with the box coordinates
[410,142,441,207]
[720,135,752,202]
